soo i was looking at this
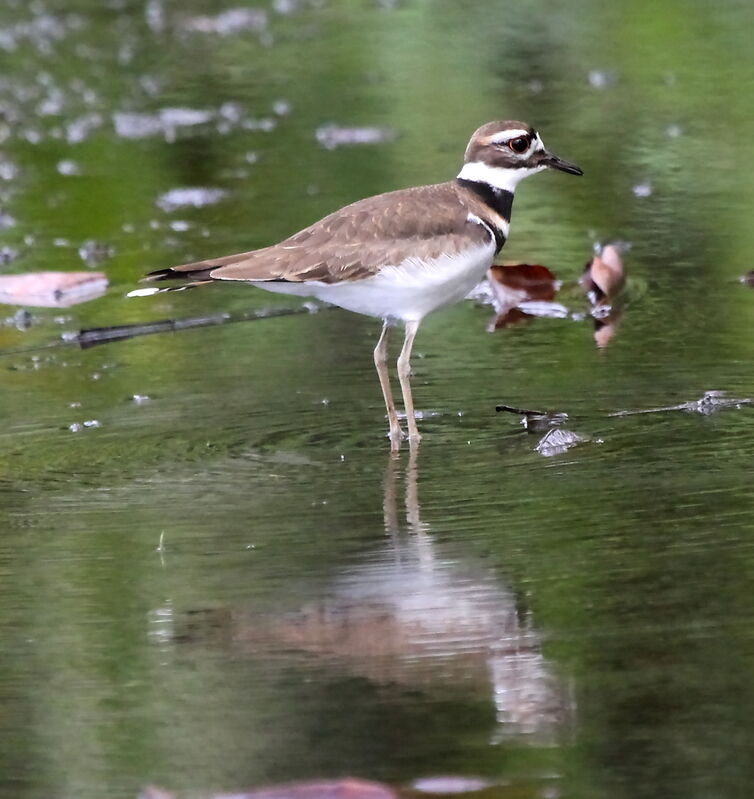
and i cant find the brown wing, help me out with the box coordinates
[144,182,490,286]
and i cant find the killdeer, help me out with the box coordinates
[130,120,582,449]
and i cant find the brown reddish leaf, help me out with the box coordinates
[487,263,559,301]
[0,271,108,307]
[580,245,625,303]
[486,264,560,330]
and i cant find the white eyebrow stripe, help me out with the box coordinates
[489,128,530,144]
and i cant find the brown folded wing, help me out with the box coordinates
[145,182,490,286]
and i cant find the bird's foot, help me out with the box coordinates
[387,424,406,451]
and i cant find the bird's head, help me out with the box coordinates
[458,120,583,191]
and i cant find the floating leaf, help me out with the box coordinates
[580,244,627,347]
[0,271,107,308]
[488,263,559,300]
[486,263,561,329]
[580,244,625,303]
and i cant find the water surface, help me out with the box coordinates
[1,1,754,798]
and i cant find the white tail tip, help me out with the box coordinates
[127,287,161,298]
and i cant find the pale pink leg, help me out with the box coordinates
[374,321,404,450]
[397,320,422,447]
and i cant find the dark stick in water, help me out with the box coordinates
[0,303,324,357]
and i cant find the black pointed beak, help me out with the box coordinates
[541,151,583,176]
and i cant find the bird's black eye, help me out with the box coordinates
[508,136,530,154]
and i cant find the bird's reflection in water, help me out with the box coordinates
[183,452,573,744]
[345,452,570,741]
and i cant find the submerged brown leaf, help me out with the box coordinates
[0,271,108,307]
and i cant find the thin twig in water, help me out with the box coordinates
[0,303,326,358]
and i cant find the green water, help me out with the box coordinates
[2,1,754,797]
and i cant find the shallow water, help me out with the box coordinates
[2,1,754,798]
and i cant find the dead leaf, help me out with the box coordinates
[488,263,559,300]
[486,263,560,329]
[0,271,108,307]
[580,245,627,348]
[580,244,625,303]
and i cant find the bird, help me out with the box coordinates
[129,120,582,450]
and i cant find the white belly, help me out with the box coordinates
[249,241,496,322]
